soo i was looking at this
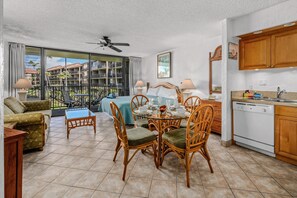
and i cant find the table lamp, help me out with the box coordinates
[14,78,32,101]
[135,80,145,95]
[179,79,196,100]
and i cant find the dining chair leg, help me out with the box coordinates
[185,153,190,188]
[202,145,214,173]
[113,140,121,162]
[152,143,158,168]
[122,148,129,181]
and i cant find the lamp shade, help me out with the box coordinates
[179,79,195,89]
[14,78,32,89]
[135,80,145,87]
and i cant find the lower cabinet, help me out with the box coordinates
[4,127,27,198]
[275,106,297,165]
[201,100,221,134]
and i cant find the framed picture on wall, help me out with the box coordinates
[157,52,171,78]
[228,42,238,60]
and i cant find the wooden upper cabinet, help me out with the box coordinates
[239,23,297,70]
[271,28,297,68]
[239,36,271,70]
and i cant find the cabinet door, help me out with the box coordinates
[239,36,271,70]
[271,28,297,68]
[275,115,297,161]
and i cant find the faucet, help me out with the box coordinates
[277,87,287,99]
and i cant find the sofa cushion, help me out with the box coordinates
[24,110,52,118]
[4,104,15,115]
[4,96,27,113]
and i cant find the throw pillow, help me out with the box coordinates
[4,104,15,115]
[157,86,177,99]
[4,96,27,114]
[147,87,159,96]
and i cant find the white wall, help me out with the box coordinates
[0,0,5,196]
[230,0,297,92]
[141,36,222,98]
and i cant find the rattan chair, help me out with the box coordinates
[180,96,202,128]
[162,104,214,187]
[110,102,158,181]
[130,94,149,128]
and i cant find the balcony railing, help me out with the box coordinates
[27,85,112,111]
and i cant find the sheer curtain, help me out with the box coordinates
[8,43,25,97]
[129,57,142,95]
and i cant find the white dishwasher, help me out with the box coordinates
[233,102,275,157]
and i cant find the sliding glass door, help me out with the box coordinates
[24,46,129,116]
[44,50,89,116]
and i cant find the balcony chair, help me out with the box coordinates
[162,104,214,187]
[110,102,157,181]
[62,90,78,108]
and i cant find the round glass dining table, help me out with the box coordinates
[135,109,190,166]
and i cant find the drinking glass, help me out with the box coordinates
[166,100,171,108]
[158,96,162,105]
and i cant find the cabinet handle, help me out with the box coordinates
[267,65,270,68]
[271,65,275,68]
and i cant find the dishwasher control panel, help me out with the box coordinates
[233,102,274,114]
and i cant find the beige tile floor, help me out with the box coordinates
[23,113,297,198]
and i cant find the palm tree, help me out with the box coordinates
[57,71,71,87]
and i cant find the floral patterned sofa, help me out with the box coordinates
[4,96,51,151]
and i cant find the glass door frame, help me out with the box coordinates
[26,45,129,116]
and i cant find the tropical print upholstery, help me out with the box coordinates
[4,97,51,151]
[22,100,51,111]
[4,96,27,113]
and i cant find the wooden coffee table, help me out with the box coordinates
[65,108,96,139]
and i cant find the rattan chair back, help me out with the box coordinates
[110,102,128,147]
[130,94,149,121]
[186,104,214,150]
[183,96,201,112]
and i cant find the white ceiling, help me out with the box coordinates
[4,0,287,57]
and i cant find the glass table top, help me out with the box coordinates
[65,108,95,119]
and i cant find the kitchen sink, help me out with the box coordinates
[261,98,297,103]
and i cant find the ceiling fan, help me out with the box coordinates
[86,36,130,53]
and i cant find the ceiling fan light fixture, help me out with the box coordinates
[86,36,129,53]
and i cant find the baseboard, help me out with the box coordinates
[220,139,232,147]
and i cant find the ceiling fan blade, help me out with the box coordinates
[111,43,130,46]
[109,45,122,53]
[86,42,100,44]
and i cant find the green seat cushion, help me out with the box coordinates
[135,118,148,128]
[4,96,27,113]
[127,127,156,146]
[180,119,194,128]
[163,128,186,149]
[4,104,15,115]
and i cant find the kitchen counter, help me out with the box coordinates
[232,97,297,107]
[232,90,297,107]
